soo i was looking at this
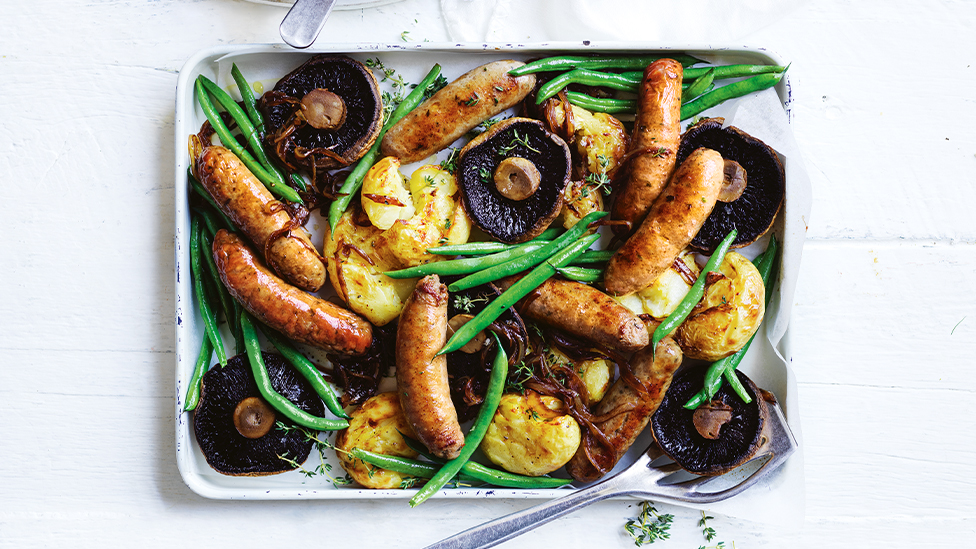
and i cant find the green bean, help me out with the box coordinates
[681,71,785,121]
[564,92,636,114]
[350,448,480,484]
[190,217,227,366]
[571,249,614,265]
[259,324,350,420]
[402,437,573,489]
[385,241,549,279]
[230,63,264,135]
[239,312,350,431]
[183,332,214,411]
[196,222,240,352]
[197,76,284,186]
[508,54,702,76]
[448,211,607,292]
[682,68,715,104]
[556,265,602,283]
[194,78,303,204]
[426,227,564,256]
[328,64,443,234]
[683,64,787,82]
[536,69,640,104]
[723,367,752,403]
[188,169,235,231]
[650,229,737,356]
[410,334,508,507]
[439,233,600,356]
[683,237,779,409]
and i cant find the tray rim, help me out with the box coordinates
[174,41,799,502]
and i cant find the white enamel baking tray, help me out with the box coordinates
[174,42,809,525]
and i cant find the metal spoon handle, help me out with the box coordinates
[279,0,337,49]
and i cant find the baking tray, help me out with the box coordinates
[174,42,809,524]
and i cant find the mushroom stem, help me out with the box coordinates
[494,157,542,201]
[692,400,733,440]
[720,159,747,202]
[301,88,347,130]
[233,396,277,439]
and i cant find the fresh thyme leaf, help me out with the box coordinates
[699,512,717,541]
[497,129,540,156]
[478,166,492,184]
[399,476,424,489]
[624,501,674,546]
[400,30,411,41]
[439,148,461,173]
[452,294,489,313]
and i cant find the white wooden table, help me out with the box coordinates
[2,0,974,547]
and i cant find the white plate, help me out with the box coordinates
[174,42,808,524]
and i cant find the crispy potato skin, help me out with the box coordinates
[335,392,420,489]
[381,60,536,164]
[196,146,326,292]
[604,147,725,297]
[497,276,648,353]
[395,275,464,459]
[564,337,683,482]
[611,59,683,236]
[212,230,372,355]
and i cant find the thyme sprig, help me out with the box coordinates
[624,501,674,546]
[275,422,353,487]
[498,129,540,156]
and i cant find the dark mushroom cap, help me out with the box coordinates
[457,118,571,243]
[260,55,382,172]
[445,281,527,422]
[651,363,768,476]
[676,118,785,252]
[193,353,324,476]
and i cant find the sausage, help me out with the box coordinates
[395,275,464,460]
[212,230,372,356]
[604,147,724,296]
[564,337,682,482]
[496,276,648,353]
[381,60,536,164]
[610,59,683,236]
[196,146,327,293]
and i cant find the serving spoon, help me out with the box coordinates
[423,398,798,549]
[279,0,336,49]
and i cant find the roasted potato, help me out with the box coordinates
[557,178,604,231]
[548,101,628,178]
[375,164,472,268]
[335,392,420,489]
[614,251,701,319]
[324,203,416,326]
[480,391,581,476]
[361,156,415,230]
[546,346,612,406]
[675,251,765,361]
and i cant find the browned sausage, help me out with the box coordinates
[196,146,327,293]
[610,59,683,236]
[212,230,371,356]
[604,147,724,296]
[496,276,648,353]
[381,60,536,164]
[564,337,682,482]
[395,275,464,460]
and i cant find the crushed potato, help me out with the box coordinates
[480,391,581,476]
[324,205,416,326]
[335,392,419,489]
[614,251,700,319]
[361,156,415,230]
[675,251,766,361]
[546,346,612,406]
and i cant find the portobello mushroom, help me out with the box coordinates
[260,55,383,174]
[676,118,785,252]
[456,118,572,243]
[651,363,769,476]
[193,353,324,476]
